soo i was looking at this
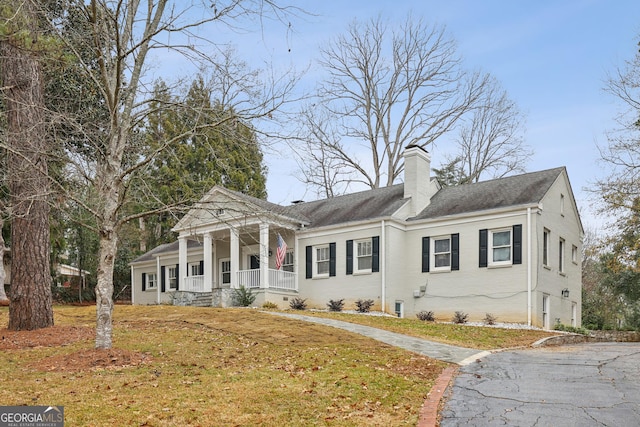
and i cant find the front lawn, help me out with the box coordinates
[0,305,446,426]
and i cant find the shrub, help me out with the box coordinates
[553,324,590,335]
[233,285,256,307]
[289,297,307,310]
[484,313,497,326]
[452,311,468,324]
[262,301,278,309]
[354,299,374,313]
[416,310,435,321]
[327,299,345,312]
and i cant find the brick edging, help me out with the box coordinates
[417,366,458,427]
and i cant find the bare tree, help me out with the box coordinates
[296,14,488,195]
[293,106,357,198]
[599,39,640,214]
[1,0,54,329]
[31,0,303,349]
[451,76,531,184]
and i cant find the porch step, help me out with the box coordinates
[172,291,213,307]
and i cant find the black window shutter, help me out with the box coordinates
[142,273,147,291]
[451,233,460,271]
[199,260,204,275]
[329,242,336,277]
[346,240,353,275]
[175,264,180,290]
[305,246,312,279]
[422,237,430,272]
[372,236,380,272]
[161,266,166,292]
[513,224,522,265]
[479,229,488,268]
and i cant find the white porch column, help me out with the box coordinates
[212,240,218,288]
[260,223,270,289]
[230,228,239,289]
[204,232,213,292]
[178,236,188,291]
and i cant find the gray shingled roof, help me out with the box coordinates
[282,184,408,229]
[410,167,565,220]
[133,168,566,262]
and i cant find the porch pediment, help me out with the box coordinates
[172,186,308,234]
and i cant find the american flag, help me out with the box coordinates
[275,233,287,270]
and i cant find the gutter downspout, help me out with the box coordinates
[527,207,532,326]
[381,220,386,313]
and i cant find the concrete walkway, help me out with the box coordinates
[268,312,489,365]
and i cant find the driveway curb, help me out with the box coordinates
[418,366,458,427]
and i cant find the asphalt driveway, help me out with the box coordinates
[439,342,640,426]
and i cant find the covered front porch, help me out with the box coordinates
[177,222,298,295]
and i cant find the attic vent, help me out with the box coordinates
[291,200,304,205]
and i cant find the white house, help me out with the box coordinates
[130,145,583,328]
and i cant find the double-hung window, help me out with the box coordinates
[346,237,379,275]
[167,266,178,289]
[315,245,330,277]
[490,229,512,265]
[306,243,336,279]
[422,234,459,273]
[147,273,157,289]
[433,237,451,269]
[220,259,231,285]
[356,239,372,272]
[479,225,522,268]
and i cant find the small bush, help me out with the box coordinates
[452,311,468,324]
[327,299,345,312]
[354,299,374,313]
[233,285,256,307]
[289,297,307,310]
[416,310,435,322]
[484,313,497,326]
[262,301,278,309]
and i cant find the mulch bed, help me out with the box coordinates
[0,325,152,372]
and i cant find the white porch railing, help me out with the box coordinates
[237,269,296,290]
[182,275,211,293]
[238,269,261,289]
[269,269,296,290]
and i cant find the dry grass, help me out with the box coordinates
[0,305,447,426]
[298,311,559,350]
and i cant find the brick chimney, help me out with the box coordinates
[403,145,432,216]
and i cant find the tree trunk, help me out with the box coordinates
[0,226,8,305]
[1,0,54,330]
[95,231,117,349]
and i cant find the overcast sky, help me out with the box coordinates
[162,0,640,232]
